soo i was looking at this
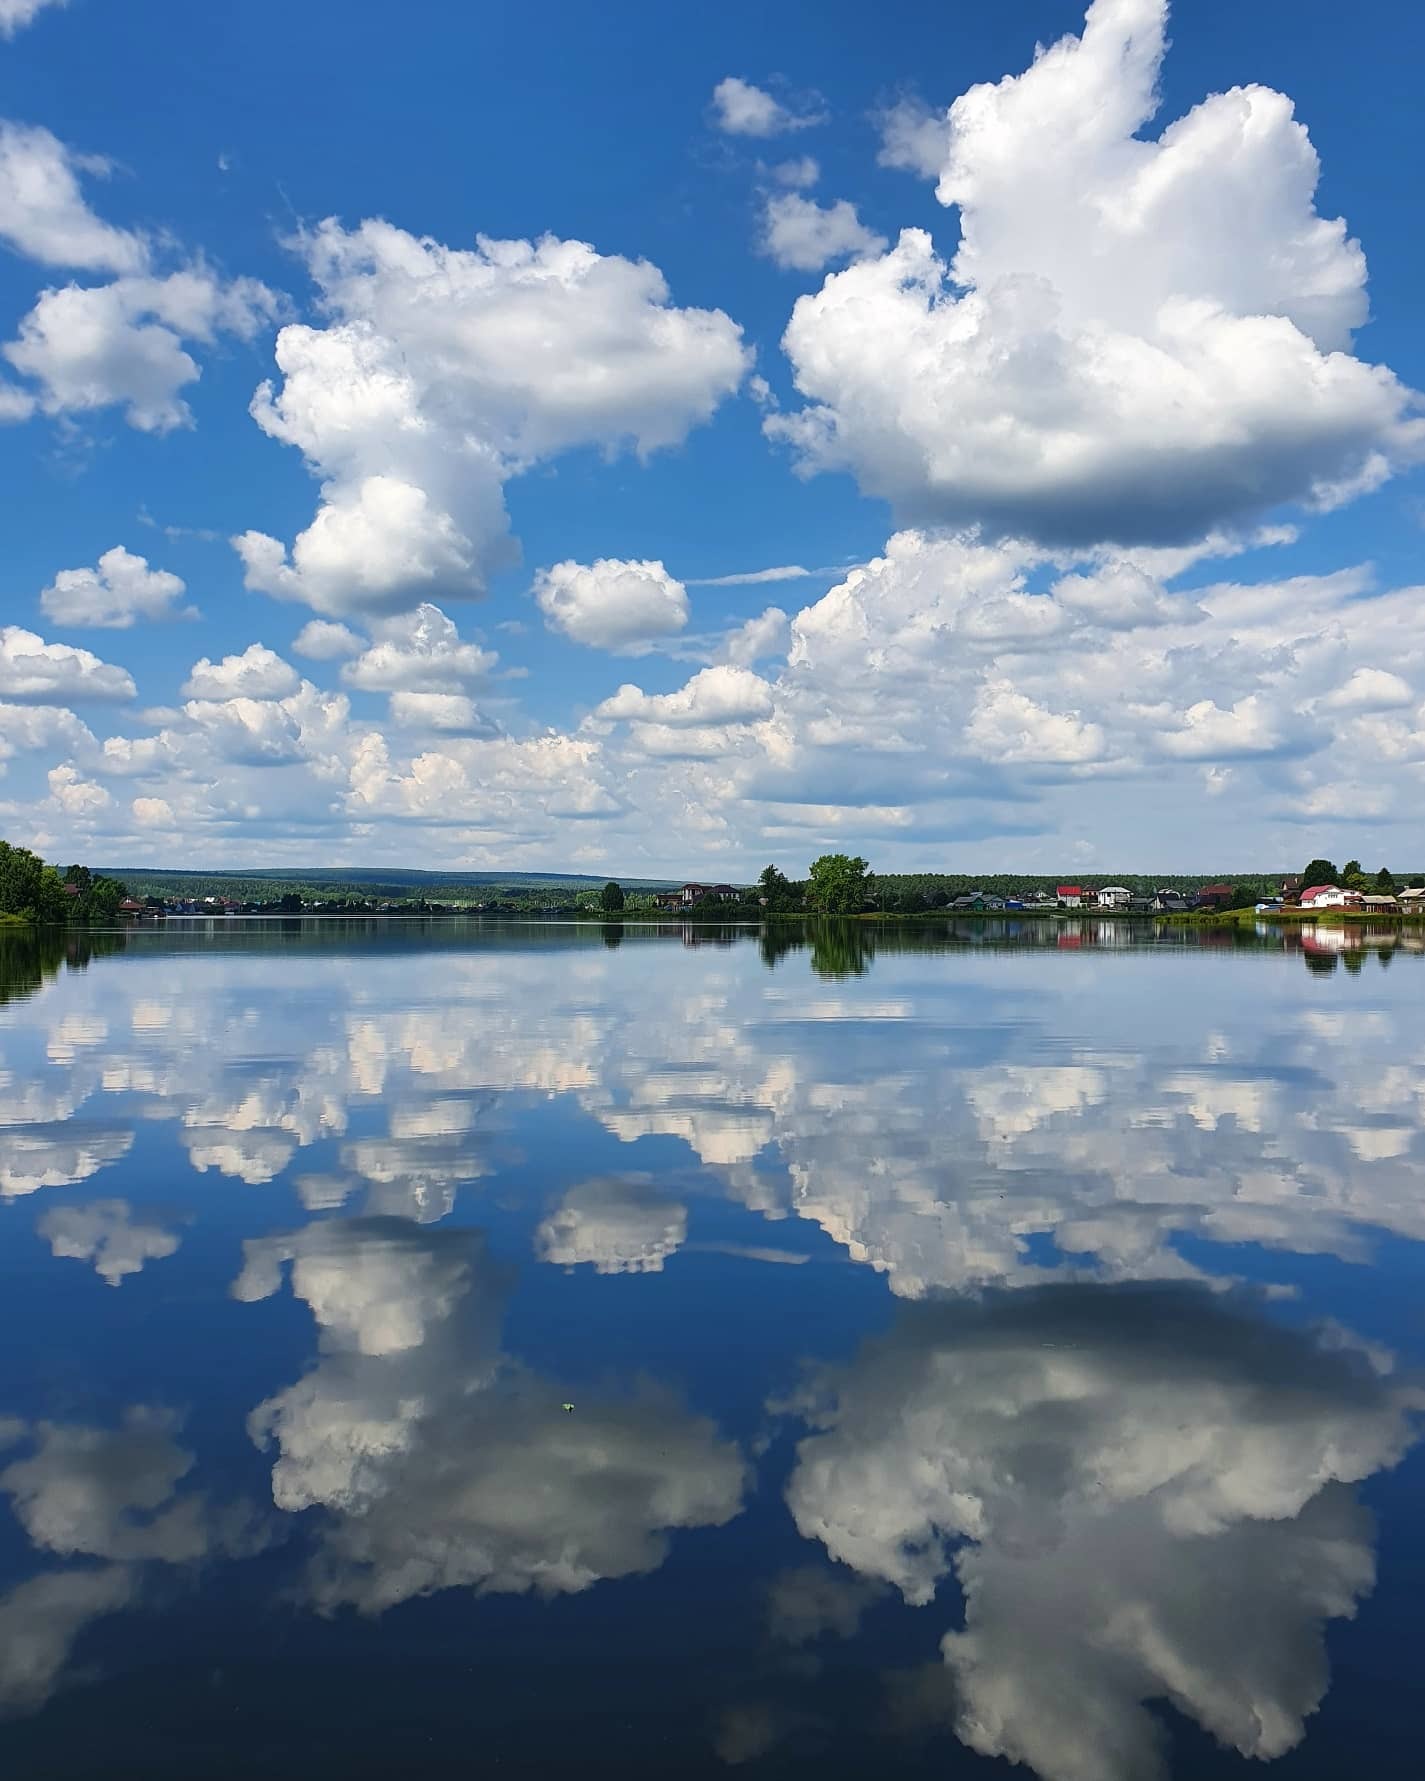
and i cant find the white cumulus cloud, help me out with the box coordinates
[533,558,689,652]
[768,0,1423,547]
[0,119,143,271]
[40,545,189,629]
[232,220,748,617]
[596,664,775,728]
[0,626,134,702]
[182,643,299,701]
[6,266,279,433]
[711,77,825,138]
[759,193,886,273]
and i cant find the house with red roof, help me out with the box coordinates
[1299,884,1363,910]
[1056,885,1083,908]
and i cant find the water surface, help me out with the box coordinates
[1,920,1422,1778]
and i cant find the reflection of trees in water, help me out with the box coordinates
[808,920,874,980]
[758,925,804,970]
[600,923,624,950]
[0,931,126,1008]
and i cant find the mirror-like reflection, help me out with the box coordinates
[0,920,1422,1776]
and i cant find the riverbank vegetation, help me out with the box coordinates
[0,841,129,927]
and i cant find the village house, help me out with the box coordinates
[1096,885,1131,909]
[1195,883,1236,910]
[1400,887,1425,912]
[1300,884,1364,910]
[1056,885,1083,908]
[1361,894,1399,913]
[680,882,740,906]
[1152,888,1189,912]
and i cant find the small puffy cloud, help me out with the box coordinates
[235,221,748,617]
[0,1125,132,1198]
[0,1567,134,1717]
[876,96,951,179]
[0,1409,202,1563]
[0,120,143,271]
[292,618,363,661]
[721,606,790,667]
[711,77,825,138]
[130,796,174,827]
[40,545,189,629]
[533,558,689,651]
[6,268,279,433]
[759,193,886,274]
[37,1198,181,1287]
[341,603,496,693]
[535,1175,687,1274]
[0,626,134,702]
[1320,666,1414,712]
[387,691,499,736]
[46,762,109,816]
[597,664,775,728]
[1157,694,1283,760]
[0,701,95,765]
[772,155,819,189]
[182,642,298,701]
[0,0,67,38]
[965,680,1106,765]
[770,0,1423,547]
[1050,562,1183,629]
[766,1564,883,1646]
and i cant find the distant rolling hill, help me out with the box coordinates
[102,865,682,901]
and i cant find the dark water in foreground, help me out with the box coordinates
[1,918,1422,1779]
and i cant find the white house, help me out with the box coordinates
[1299,884,1363,910]
[1097,886,1131,909]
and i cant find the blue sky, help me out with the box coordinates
[1,0,1423,875]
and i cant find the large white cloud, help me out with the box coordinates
[769,0,1423,547]
[784,1287,1422,1781]
[40,545,189,629]
[532,558,689,652]
[233,220,749,616]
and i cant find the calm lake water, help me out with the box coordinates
[1,919,1422,1779]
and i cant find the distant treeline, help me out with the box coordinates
[106,867,676,906]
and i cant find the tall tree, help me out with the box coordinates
[806,854,870,915]
[1376,866,1396,890]
[599,880,625,913]
[757,864,792,910]
[1300,857,1338,888]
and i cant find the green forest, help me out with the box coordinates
[0,840,129,927]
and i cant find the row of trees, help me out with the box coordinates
[1299,858,1401,892]
[0,841,129,926]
